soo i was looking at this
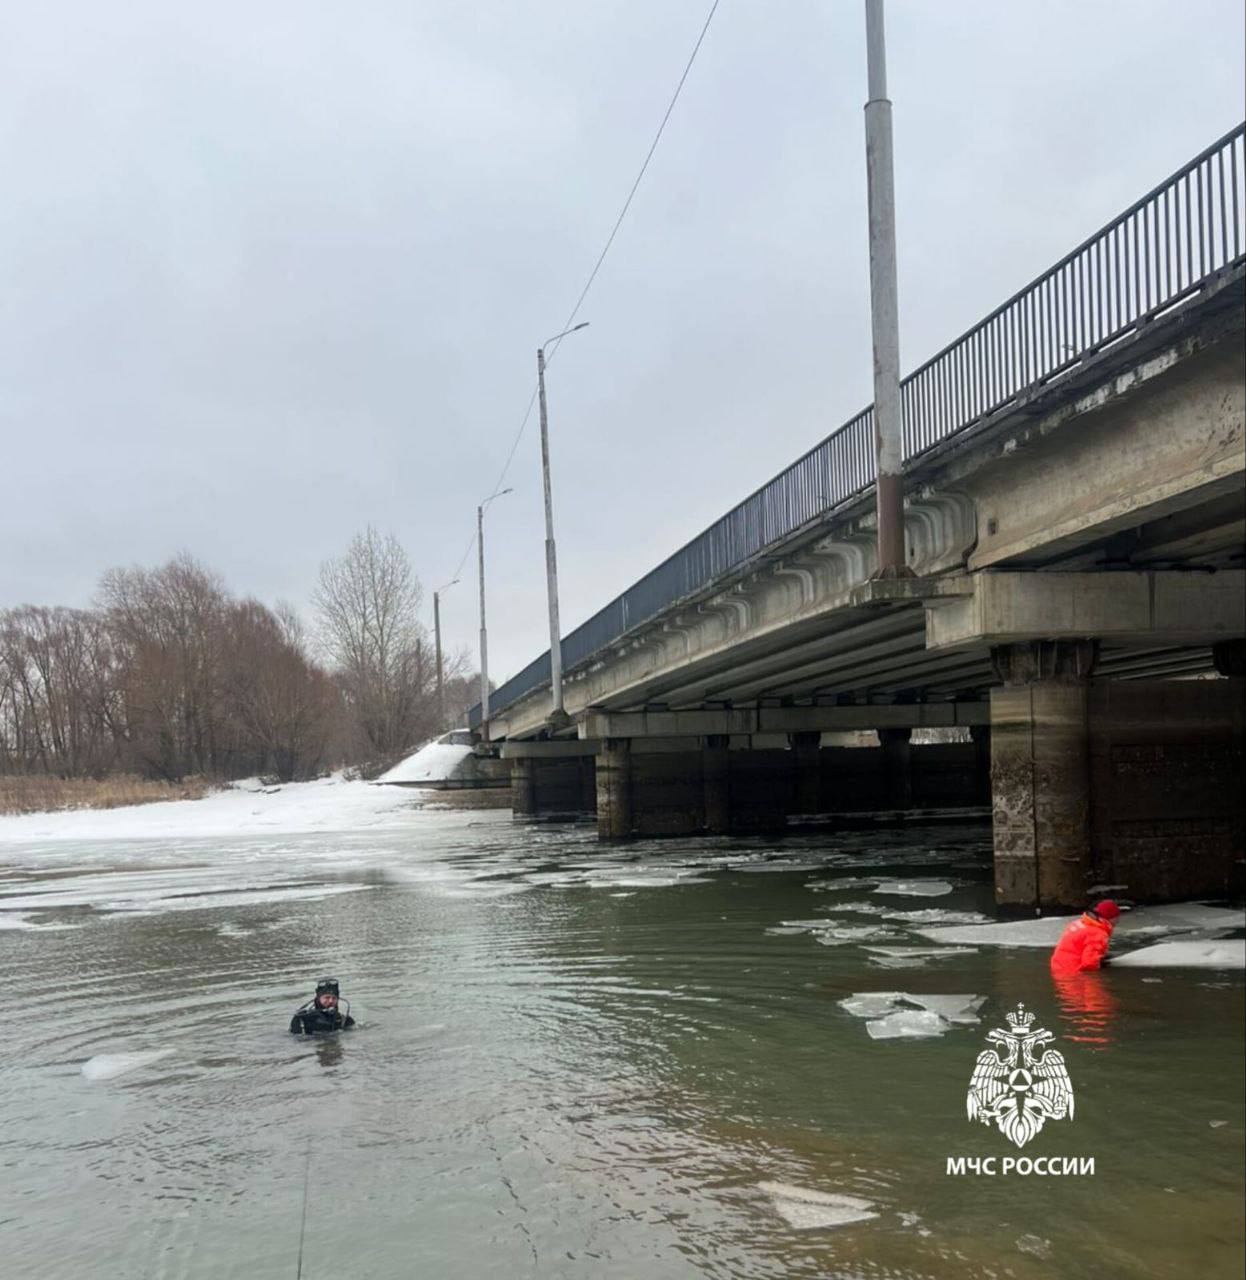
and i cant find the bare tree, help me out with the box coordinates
[98,554,230,780]
[220,600,340,780]
[313,528,434,762]
[0,606,118,777]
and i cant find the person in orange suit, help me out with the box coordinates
[1050,900,1122,976]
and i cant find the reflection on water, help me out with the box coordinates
[1052,971,1120,1047]
[0,812,1242,1279]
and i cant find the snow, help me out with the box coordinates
[81,1050,174,1082]
[757,1182,878,1230]
[0,775,426,844]
[378,741,476,785]
[1112,940,1245,969]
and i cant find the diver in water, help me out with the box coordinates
[289,976,355,1034]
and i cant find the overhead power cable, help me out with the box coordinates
[448,0,722,586]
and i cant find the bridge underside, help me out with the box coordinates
[489,274,1246,910]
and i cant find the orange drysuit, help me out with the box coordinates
[1049,912,1114,976]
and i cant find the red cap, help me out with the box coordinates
[1093,899,1121,921]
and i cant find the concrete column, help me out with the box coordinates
[596,738,632,840]
[1213,638,1246,678]
[989,639,1098,909]
[578,756,597,814]
[702,735,731,835]
[969,723,992,804]
[789,731,822,816]
[877,727,912,809]
[510,757,536,817]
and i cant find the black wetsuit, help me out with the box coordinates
[289,1004,355,1035]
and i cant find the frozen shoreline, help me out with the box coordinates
[0,774,428,844]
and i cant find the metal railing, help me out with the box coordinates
[472,123,1246,728]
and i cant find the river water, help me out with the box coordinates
[1,806,1243,1279]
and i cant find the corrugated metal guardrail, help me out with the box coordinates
[471,124,1246,729]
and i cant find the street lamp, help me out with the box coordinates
[537,321,589,725]
[862,0,909,577]
[432,577,459,731]
[477,487,513,741]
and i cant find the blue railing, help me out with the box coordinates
[472,123,1246,728]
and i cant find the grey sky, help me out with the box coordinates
[3,1,1243,682]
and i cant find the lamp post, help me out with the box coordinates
[432,578,459,731]
[536,321,589,724]
[862,0,909,577]
[476,488,512,741]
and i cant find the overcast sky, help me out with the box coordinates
[3,1,1243,681]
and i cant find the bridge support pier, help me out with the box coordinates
[510,757,537,817]
[789,732,822,816]
[878,727,913,809]
[596,739,632,840]
[703,737,731,835]
[988,638,1246,908]
[501,740,598,819]
[989,640,1096,910]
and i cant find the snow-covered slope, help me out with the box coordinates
[0,775,424,843]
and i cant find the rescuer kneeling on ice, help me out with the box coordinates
[1050,900,1122,976]
[290,976,355,1034]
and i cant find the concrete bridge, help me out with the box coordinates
[471,125,1246,910]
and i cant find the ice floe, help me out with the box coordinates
[81,1050,174,1082]
[917,903,1245,948]
[839,991,986,1038]
[1112,940,1245,969]
[805,877,882,892]
[872,879,955,897]
[757,1181,879,1229]
[866,1009,950,1039]
[862,946,976,968]
[881,907,992,926]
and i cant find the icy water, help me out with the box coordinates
[1,808,1244,1279]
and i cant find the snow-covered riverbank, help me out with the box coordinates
[0,774,428,844]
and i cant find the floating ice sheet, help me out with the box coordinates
[873,879,955,897]
[863,946,976,969]
[81,1050,174,1082]
[805,877,880,892]
[839,992,906,1019]
[814,926,903,946]
[865,1009,949,1039]
[757,1181,878,1229]
[1112,940,1245,969]
[883,908,992,926]
[839,991,985,1037]
[917,903,1246,949]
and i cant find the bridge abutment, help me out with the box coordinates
[988,639,1245,908]
[989,640,1097,909]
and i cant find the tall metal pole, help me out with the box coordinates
[433,589,445,730]
[534,322,587,723]
[536,345,565,721]
[863,0,908,576]
[477,504,490,740]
